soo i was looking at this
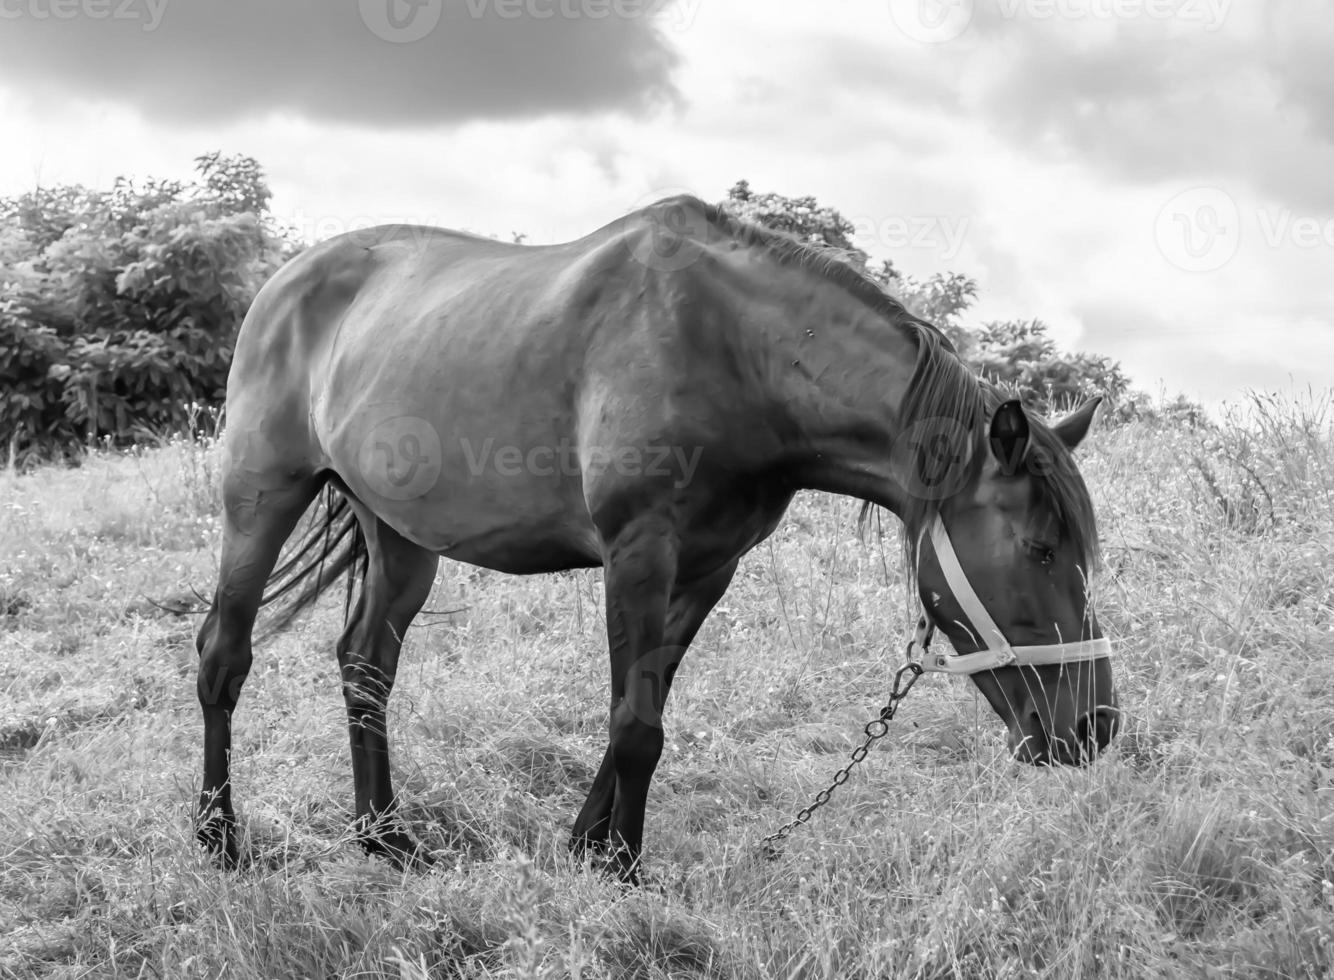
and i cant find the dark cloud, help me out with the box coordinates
[1264,4,1334,144]
[890,3,1334,211]
[0,0,682,125]
[981,37,1211,170]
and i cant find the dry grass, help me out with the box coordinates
[3,393,1334,978]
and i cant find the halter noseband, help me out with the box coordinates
[909,515,1113,675]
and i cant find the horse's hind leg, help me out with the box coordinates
[196,473,320,867]
[336,514,439,865]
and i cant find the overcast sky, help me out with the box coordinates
[2,0,1331,410]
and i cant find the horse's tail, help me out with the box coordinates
[255,484,367,641]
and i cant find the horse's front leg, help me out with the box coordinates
[589,505,681,884]
[570,559,738,864]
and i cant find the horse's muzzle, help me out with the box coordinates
[1010,706,1121,766]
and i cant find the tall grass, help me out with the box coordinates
[2,394,1333,978]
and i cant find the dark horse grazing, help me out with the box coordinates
[195,195,1118,881]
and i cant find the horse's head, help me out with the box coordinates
[914,395,1119,765]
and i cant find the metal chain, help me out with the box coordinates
[759,657,924,858]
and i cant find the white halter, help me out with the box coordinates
[910,515,1113,675]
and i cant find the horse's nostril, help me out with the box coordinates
[1010,713,1051,765]
[1094,706,1121,748]
[1071,707,1121,763]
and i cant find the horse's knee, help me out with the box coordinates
[609,701,664,774]
[197,622,252,711]
[339,656,394,716]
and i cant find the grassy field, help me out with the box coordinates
[2,393,1333,979]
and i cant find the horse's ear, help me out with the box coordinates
[1052,396,1102,450]
[988,399,1029,476]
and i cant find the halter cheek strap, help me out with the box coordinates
[911,515,1113,675]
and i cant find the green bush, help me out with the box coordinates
[0,154,293,465]
[972,318,1132,414]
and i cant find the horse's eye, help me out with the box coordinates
[1024,541,1056,565]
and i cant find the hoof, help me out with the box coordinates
[568,832,611,861]
[570,836,642,886]
[356,818,435,871]
[610,851,641,888]
[363,835,436,871]
[196,811,240,870]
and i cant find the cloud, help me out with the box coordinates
[868,2,1334,213]
[0,0,682,126]
[1074,297,1334,407]
[1264,2,1334,145]
[983,29,1334,207]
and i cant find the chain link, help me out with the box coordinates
[759,658,924,858]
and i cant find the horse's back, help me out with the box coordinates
[222,202,795,571]
[230,200,719,411]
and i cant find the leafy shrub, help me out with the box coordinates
[972,318,1133,414]
[0,154,294,465]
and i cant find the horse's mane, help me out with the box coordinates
[686,196,954,351]
[662,195,1100,571]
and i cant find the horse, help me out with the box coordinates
[194,194,1119,882]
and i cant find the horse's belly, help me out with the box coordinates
[438,528,602,574]
[359,469,602,574]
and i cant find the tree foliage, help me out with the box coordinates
[971,319,1132,413]
[1,154,293,463]
[719,180,1199,421]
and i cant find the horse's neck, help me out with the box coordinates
[730,264,923,517]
